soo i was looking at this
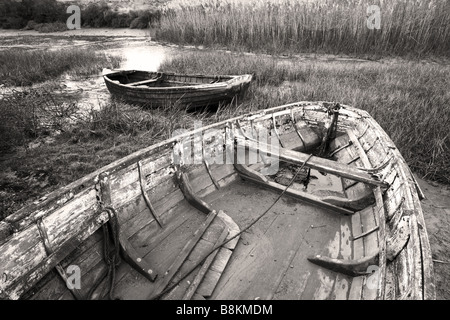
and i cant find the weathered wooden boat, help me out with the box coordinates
[103,70,253,109]
[0,101,435,300]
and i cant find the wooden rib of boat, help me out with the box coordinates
[103,70,253,109]
[0,101,435,300]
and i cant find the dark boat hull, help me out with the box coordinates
[104,70,253,109]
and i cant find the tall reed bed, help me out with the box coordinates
[157,0,450,56]
[159,51,450,183]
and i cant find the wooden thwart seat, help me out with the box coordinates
[234,163,354,215]
[239,139,388,188]
[127,78,161,87]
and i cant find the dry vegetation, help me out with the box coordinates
[0,48,121,86]
[157,0,450,57]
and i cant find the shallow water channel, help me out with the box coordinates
[0,33,176,111]
[63,38,175,110]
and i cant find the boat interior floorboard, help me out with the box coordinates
[201,179,362,300]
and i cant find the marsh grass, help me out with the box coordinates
[0,89,80,152]
[158,0,450,57]
[0,48,122,86]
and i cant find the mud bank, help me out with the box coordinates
[416,177,450,300]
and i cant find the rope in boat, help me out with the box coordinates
[86,207,121,300]
[317,103,341,158]
[150,154,314,300]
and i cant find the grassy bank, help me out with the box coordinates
[157,0,450,57]
[0,48,121,86]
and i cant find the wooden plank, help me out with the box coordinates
[188,164,235,195]
[240,139,388,187]
[176,170,213,215]
[333,131,375,208]
[109,153,173,193]
[384,177,405,223]
[147,210,219,300]
[386,216,410,261]
[36,219,84,300]
[0,225,44,291]
[346,129,373,169]
[396,162,423,300]
[410,188,435,299]
[124,189,184,240]
[236,172,354,216]
[384,262,397,299]
[128,205,192,256]
[106,204,205,299]
[1,211,110,300]
[128,78,160,86]
[30,231,104,300]
[394,249,411,299]
[217,211,240,251]
[373,186,387,300]
[196,248,233,298]
[360,206,379,257]
[0,188,102,298]
[351,212,364,260]
[340,217,352,260]
[201,222,227,244]
[293,121,322,151]
[162,238,218,300]
[209,247,233,275]
[110,165,176,209]
[138,161,163,228]
[42,188,98,246]
[332,274,351,300]
[182,228,229,300]
[348,276,364,300]
[195,269,222,297]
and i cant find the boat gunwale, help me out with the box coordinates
[103,70,253,92]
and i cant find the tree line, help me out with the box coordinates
[0,0,161,30]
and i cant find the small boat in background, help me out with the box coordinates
[0,101,435,300]
[103,70,253,109]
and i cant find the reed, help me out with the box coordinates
[157,0,450,57]
[0,48,121,86]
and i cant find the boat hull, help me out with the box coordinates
[0,101,435,300]
[103,70,253,109]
